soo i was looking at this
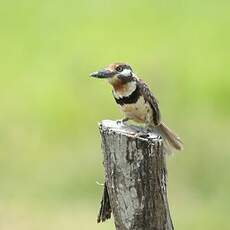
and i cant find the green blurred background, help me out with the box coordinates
[0,0,230,229]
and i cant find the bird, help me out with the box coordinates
[90,62,183,153]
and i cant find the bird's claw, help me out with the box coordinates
[116,119,123,125]
[146,127,153,133]
[116,118,129,125]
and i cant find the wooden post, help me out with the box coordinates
[97,120,174,230]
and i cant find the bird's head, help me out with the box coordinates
[90,63,137,86]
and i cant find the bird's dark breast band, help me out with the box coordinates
[113,85,141,105]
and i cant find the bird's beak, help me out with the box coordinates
[90,69,114,79]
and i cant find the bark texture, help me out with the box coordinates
[98,120,174,230]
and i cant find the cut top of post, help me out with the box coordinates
[99,120,162,146]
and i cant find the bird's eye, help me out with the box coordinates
[115,66,123,72]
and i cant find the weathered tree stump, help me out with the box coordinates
[97,120,174,230]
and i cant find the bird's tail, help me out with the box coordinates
[153,122,183,153]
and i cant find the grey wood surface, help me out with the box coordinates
[97,120,174,230]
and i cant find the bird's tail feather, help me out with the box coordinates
[152,122,183,153]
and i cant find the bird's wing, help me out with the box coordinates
[138,79,161,126]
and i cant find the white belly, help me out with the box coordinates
[119,96,152,124]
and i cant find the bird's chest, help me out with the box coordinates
[120,96,152,123]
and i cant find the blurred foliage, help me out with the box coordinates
[0,0,230,229]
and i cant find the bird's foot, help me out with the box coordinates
[144,125,154,133]
[116,118,129,125]
[146,127,153,133]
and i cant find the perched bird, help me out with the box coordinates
[90,63,183,152]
